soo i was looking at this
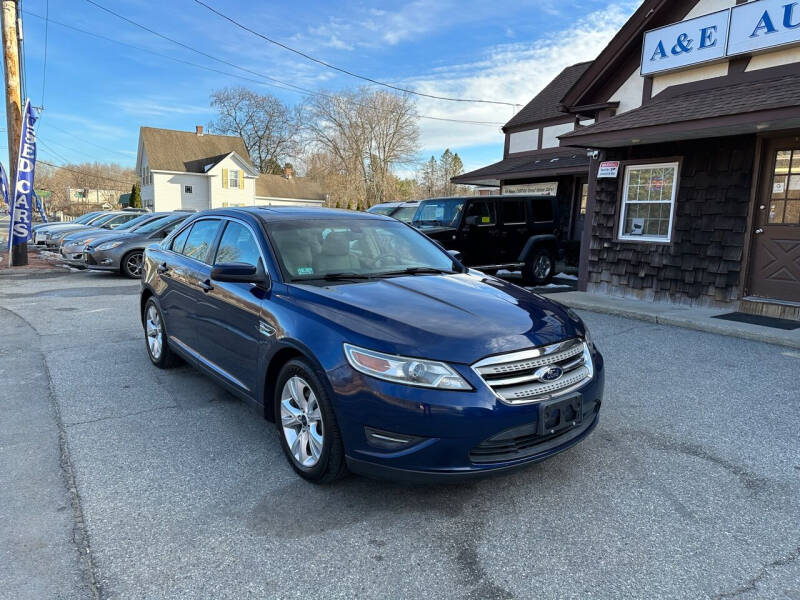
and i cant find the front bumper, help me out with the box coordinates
[84,248,121,271]
[60,245,88,265]
[331,348,605,481]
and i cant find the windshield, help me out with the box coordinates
[266,218,459,282]
[86,212,113,225]
[411,198,465,228]
[116,214,161,232]
[367,205,395,216]
[136,215,186,234]
[90,213,121,227]
[392,206,418,223]
[73,212,101,224]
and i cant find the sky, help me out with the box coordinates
[8,0,642,180]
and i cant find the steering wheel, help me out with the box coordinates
[370,253,401,268]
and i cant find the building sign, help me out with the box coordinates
[641,0,800,75]
[597,161,620,178]
[641,10,730,76]
[728,0,800,56]
[502,182,558,196]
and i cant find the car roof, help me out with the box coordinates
[191,206,395,223]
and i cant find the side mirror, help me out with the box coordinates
[447,249,463,262]
[464,215,478,228]
[211,262,270,288]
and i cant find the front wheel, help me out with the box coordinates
[275,359,347,484]
[122,250,144,279]
[522,248,555,286]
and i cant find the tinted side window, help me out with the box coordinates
[503,199,526,225]
[182,219,221,263]
[531,199,554,223]
[466,201,496,225]
[215,221,260,267]
[170,225,191,253]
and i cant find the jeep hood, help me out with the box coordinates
[289,272,582,364]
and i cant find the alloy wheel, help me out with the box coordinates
[280,376,324,468]
[534,254,552,280]
[145,304,163,360]
[126,252,144,277]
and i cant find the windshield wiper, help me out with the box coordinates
[375,267,457,278]
[321,272,373,281]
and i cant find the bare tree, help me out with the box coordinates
[209,87,303,174]
[36,162,135,215]
[306,88,420,208]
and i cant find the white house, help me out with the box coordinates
[136,126,325,211]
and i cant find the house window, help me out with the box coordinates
[184,185,193,194]
[228,169,240,189]
[618,162,679,242]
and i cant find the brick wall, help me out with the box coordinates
[587,135,755,306]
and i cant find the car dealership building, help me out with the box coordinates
[460,0,800,319]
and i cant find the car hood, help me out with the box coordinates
[288,271,582,364]
[83,232,139,247]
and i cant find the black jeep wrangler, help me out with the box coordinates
[411,195,563,285]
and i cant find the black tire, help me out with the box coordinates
[274,358,347,484]
[522,247,555,286]
[121,250,144,279]
[143,297,180,369]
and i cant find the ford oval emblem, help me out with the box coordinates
[535,365,564,382]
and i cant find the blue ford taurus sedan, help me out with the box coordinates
[140,207,604,483]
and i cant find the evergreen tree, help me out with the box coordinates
[129,183,142,208]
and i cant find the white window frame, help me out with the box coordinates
[617,161,680,243]
[228,169,240,189]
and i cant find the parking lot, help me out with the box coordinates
[2,266,799,600]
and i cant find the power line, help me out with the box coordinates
[38,159,135,186]
[32,8,504,127]
[84,0,515,108]
[191,0,517,107]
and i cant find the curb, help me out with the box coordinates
[554,296,800,350]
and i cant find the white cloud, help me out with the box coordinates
[407,2,641,154]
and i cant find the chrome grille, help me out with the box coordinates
[472,339,593,404]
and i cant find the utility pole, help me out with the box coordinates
[1,0,24,265]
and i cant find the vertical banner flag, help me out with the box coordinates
[0,163,9,210]
[33,191,48,223]
[7,99,37,263]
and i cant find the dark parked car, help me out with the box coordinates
[411,195,563,285]
[140,207,603,483]
[366,201,420,223]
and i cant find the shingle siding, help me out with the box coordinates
[587,135,755,306]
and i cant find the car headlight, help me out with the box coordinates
[344,343,471,390]
[95,240,124,250]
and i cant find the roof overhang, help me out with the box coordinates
[560,106,800,148]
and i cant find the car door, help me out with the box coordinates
[193,218,269,395]
[159,218,223,357]
[459,199,501,266]
[499,197,529,264]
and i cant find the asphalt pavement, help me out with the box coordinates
[1,268,798,600]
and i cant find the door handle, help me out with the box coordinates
[157,262,170,274]
[755,228,764,235]
[198,279,214,292]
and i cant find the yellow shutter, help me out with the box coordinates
[239,170,244,189]
[222,168,229,189]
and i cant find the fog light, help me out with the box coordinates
[364,427,425,451]
[100,258,113,265]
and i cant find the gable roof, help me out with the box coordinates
[255,174,327,201]
[504,62,592,130]
[452,148,589,185]
[139,127,253,173]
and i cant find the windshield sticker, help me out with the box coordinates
[481,216,490,223]
[297,267,314,275]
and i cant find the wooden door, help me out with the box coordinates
[749,139,800,302]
